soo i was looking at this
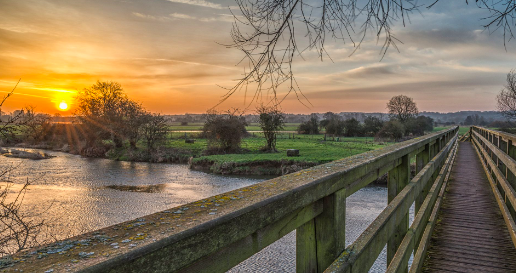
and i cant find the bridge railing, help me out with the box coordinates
[470,126,516,248]
[3,127,458,273]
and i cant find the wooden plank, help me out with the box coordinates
[409,143,457,273]
[421,141,516,273]
[387,142,458,273]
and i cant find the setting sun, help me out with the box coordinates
[58,101,68,110]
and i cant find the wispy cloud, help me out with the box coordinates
[170,12,234,22]
[132,12,175,22]
[166,0,225,10]
[170,13,196,20]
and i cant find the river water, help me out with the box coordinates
[0,149,393,272]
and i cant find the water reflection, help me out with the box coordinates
[1,149,391,272]
[0,149,264,239]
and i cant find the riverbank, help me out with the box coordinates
[185,135,390,175]
[3,135,391,176]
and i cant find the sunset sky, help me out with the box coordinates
[1,0,515,115]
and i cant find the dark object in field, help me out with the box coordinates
[185,139,195,144]
[287,149,299,157]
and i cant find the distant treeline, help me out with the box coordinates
[296,112,434,141]
[165,111,507,125]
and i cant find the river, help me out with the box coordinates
[0,149,395,272]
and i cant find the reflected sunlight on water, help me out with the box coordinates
[1,149,392,272]
[0,149,264,240]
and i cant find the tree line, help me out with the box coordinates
[297,95,434,140]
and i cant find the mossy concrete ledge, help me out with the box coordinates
[1,127,458,273]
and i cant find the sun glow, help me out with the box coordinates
[58,101,68,110]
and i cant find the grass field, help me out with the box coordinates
[173,134,390,165]
[433,126,470,135]
[168,122,301,132]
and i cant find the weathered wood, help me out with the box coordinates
[472,131,516,212]
[422,141,516,273]
[415,144,431,214]
[387,142,457,273]
[472,137,516,248]
[4,127,459,273]
[183,200,323,273]
[297,219,317,273]
[409,142,456,273]
[324,133,458,273]
[314,189,346,272]
[387,154,410,268]
[508,139,516,219]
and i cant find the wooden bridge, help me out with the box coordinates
[3,126,516,272]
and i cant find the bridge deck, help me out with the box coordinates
[423,141,516,272]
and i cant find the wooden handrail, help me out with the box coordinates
[3,127,458,273]
[470,126,516,248]
[325,130,458,273]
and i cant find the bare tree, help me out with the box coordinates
[387,94,418,123]
[0,80,44,144]
[224,1,516,104]
[257,105,285,152]
[497,70,516,119]
[140,113,168,152]
[0,172,48,256]
[0,81,51,256]
[75,81,146,149]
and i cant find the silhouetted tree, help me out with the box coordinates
[363,116,384,136]
[405,116,434,136]
[140,113,168,152]
[75,81,145,149]
[387,95,419,123]
[343,118,362,137]
[257,105,285,152]
[0,80,47,144]
[297,113,319,134]
[377,120,405,141]
[498,70,516,120]
[0,82,51,256]
[321,112,345,135]
[464,115,474,125]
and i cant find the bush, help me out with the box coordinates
[202,110,247,153]
[377,120,405,141]
[363,116,384,136]
[297,113,319,134]
[404,116,434,136]
[343,118,362,137]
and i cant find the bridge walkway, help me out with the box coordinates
[423,141,516,272]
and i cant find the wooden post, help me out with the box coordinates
[387,154,410,270]
[507,140,516,220]
[296,188,346,273]
[415,144,431,213]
